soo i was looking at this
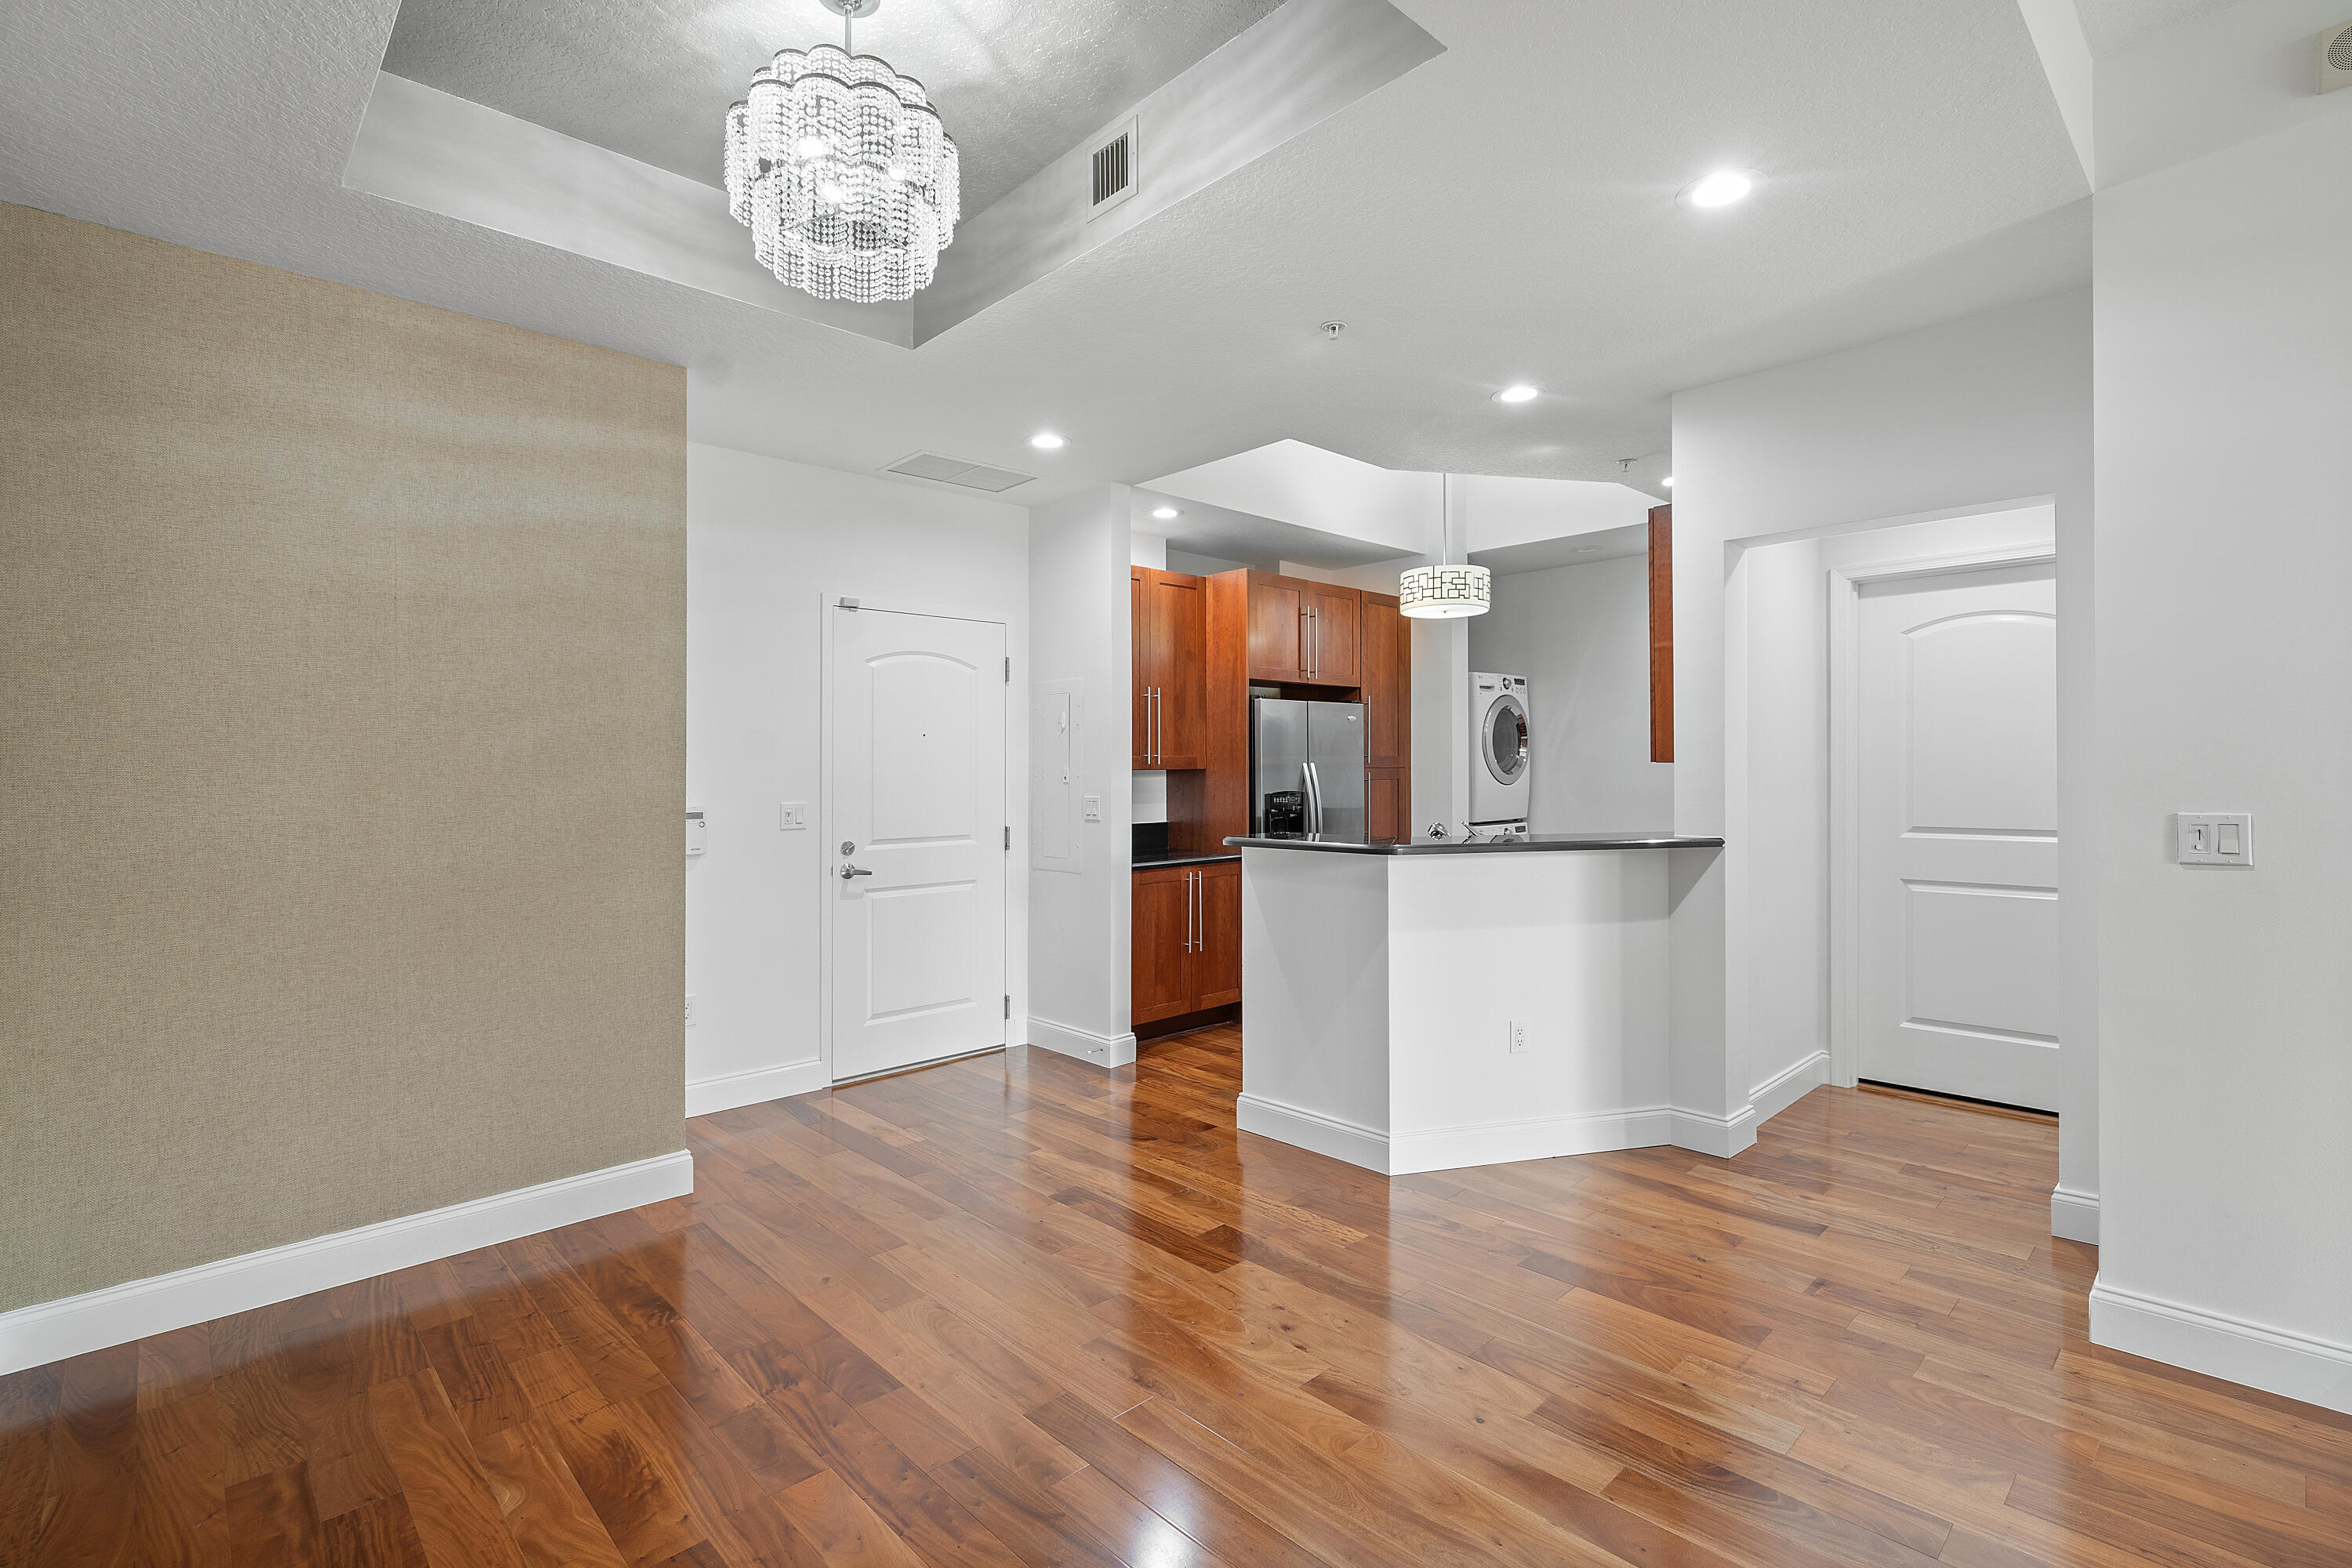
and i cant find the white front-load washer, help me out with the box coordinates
[1468,671,1530,826]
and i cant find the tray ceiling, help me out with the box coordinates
[381,0,1285,212]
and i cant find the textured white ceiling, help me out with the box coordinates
[2073,0,2245,57]
[0,0,2090,506]
[381,0,1285,212]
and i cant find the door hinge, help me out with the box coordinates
[837,597,860,611]
[1004,656,1011,683]
[1003,994,1011,1019]
[1004,825,1011,851]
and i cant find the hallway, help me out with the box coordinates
[8,1028,2349,1566]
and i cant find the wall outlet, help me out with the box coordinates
[2175,812,2253,866]
[779,801,808,830]
[1083,794,1102,822]
[684,993,697,1027]
[1509,1019,1528,1054]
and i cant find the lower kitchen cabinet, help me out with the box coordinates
[1367,767,1410,842]
[1132,860,1241,1025]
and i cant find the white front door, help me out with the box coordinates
[829,604,1006,1082]
[1857,562,2058,1109]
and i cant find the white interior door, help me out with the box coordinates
[829,604,1005,1082]
[1857,562,2058,1109]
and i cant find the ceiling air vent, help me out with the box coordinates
[2321,20,2352,92]
[1087,117,1138,219]
[884,452,1036,493]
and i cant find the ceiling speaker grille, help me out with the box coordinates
[884,452,1036,493]
[2331,24,2352,68]
[1086,117,1139,217]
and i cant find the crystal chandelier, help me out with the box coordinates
[1400,474,1490,618]
[724,0,960,304]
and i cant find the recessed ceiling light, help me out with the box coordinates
[1678,169,1756,210]
[1661,475,1675,488]
[1151,506,1181,521]
[1494,384,1539,404]
[1029,432,1065,450]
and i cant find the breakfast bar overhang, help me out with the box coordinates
[1226,832,1725,1174]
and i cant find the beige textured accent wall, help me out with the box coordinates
[0,203,687,1313]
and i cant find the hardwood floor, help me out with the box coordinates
[7,1024,2352,1567]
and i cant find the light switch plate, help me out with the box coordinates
[779,801,808,830]
[2174,812,2253,866]
[1083,794,1102,822]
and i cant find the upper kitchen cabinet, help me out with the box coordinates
[1132,566,1205,769]
[1243,572,1360,685]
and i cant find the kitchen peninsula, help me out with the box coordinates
[1226,832,1722,1174]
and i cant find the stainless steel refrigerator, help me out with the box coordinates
[1250,697,1367,839]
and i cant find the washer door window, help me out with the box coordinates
[1481,692,1528,785]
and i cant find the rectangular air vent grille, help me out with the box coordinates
[884,452,1035,493]
[1087,117,1138,218]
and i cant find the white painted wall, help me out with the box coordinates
[2088,77,2352,1410]
[685,444,1029,1112]
[1670,290,2094,1181]
[1028,487,1136,1067]
[1468,557,1671,833]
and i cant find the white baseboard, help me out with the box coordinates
[2050,1184,2101,1245]
[1669,1102,1759,1160]
[686,1058,829,1116]
[2089,1277,2352,1417]
[1236,1093,1392,1171]
[1237,1093,1679,1176]
[1391,1107,1673,1174]
[1027,1016,1137,1070]
[1750,1051,1831,1127]
[0,1149,693,1377]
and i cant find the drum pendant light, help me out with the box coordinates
[1399,474,1490,618]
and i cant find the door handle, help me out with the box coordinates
[839,864,874,880]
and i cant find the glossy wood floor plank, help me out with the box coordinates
[10,1023,2352,1566]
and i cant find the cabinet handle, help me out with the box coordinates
[1195,870,1204,950]
[1154,687,1163,764]
[1183,869,1196,952]
[1312,607,1320,677]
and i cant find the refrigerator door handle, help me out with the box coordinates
[1302,760,1323,833]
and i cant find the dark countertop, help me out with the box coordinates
[1132,850,1244,869]
[1223,832,1724,856]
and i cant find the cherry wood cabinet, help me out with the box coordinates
[1304,583,1360,685]
[1131,860,1240,1025]
[1242,572,1360,685]
[1360,591,1409,771]
[1132,566,1205,768]
[1367,768,1410,843]
[1244,575,1306,682]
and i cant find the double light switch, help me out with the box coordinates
[2174,812,2253,866]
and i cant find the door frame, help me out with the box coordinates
[818,590,1013,1087]
[1825,543,2056,1091]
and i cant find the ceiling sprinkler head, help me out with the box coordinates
[1319,321,1345,341]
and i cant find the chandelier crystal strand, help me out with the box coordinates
[724,10,959,305]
